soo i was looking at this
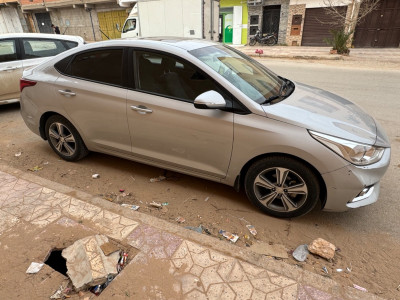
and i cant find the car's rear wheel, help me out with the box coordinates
[45,115,89,161]
[244,156,320,218]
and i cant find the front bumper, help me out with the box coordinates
[322,147,391,212]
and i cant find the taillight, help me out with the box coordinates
[20,79,37,92]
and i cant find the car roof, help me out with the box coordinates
[0,33,84,43]
[104,37,219,51]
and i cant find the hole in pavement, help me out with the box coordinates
[45,249,67,276]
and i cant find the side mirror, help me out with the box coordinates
[116,23,121,32]
[194,90,226,109]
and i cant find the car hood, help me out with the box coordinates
[262,82,378,145]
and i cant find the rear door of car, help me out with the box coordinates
[54,47,132,153]
[0,38,23,101]
[126,49,234,179]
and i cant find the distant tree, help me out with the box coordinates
[321,0,381,53]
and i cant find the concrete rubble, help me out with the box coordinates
[62,235,120,291]
[308,238,336,260]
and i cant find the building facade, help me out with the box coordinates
[220,0,248,45]
[246,0,400,47]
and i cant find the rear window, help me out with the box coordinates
[62,49,123,86]
[22,39,69,59]
[0,39,18,63]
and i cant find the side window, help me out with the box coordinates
[65,49,123,86]
[135,51,227,102]
[123,19,137,33]
[22,39,68,59]
[64,41,79,49]
[0,39,18,63]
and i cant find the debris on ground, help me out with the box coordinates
[322,266,329,274]
[204,197,209,202]
[150,176,166,183]
[121,204,140,211]
[176,216,185,223]
[219,230,239,243]
[119,189,125,193]
[149,201,162,208]
[26,262,44,274]
[246,224,257,236]
[62,235,121,291]
[336,268,343,272]
[28,166,42,172]
[250,242,288,259]
[353,284,368,292]
[14,152,21,157]
[292,244,309,262]
[162,202,169,206]
[50,285,66,299]
[100,242,119,256]
[185,225,203,233]
[308,238,336,260]
[203,227,212,235]
[92,174,100,179]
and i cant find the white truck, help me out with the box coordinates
[118,0,219,41]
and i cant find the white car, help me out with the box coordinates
[0,33,84,104]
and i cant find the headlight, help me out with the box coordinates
[309,131,385,166]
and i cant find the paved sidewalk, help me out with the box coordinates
[0,163,383,299]
[235,45,400,64]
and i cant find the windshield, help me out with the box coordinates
[190,45,283,104]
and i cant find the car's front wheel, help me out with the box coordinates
[45,115,89,161]
[244,156,320,218]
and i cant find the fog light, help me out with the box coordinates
[349,186,374,203]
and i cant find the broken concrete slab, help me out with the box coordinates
[62,235,120,291]
[250,242,288,259]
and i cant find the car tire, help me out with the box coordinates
[45,115,89,161]
[249,38,257,46]
[244,156,320,218]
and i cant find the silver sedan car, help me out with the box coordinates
[20,38,391,218]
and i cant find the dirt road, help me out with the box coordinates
[1,59,399,299]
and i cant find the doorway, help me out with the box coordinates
[262,5,281,35]
[220,8,233,44]
[35,13,52,34]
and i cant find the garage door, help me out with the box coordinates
[353,0,400,48]
[97,10,128,40]
[301,7,346,46]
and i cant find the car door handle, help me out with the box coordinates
[58,89,76,97]
[130,105,152,114]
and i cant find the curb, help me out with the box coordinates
[0,162,384,300]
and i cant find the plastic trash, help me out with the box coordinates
[92,174,100,179]
[149,201,162,208]
[14,152,21,157]
[353,284,367,292]
[121,204,139,211]
[219,230,239,243]
[246,224,257,236]
[150,176,166,183]
[26,262,44,274]
[185,225,202,233]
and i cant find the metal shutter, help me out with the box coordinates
[301,7,347,46]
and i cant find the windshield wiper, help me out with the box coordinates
[261,80,288,104]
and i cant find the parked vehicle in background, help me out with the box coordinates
[249,29,277,46]
[20,38,390,218]
[119,0,218,40]
[0,33,84,104]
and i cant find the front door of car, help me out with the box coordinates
[126,50,233,179]
[0,38,23,101]
[54,48,131,153]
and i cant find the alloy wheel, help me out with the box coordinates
[48,122,76,157]
[253,167,308,212]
